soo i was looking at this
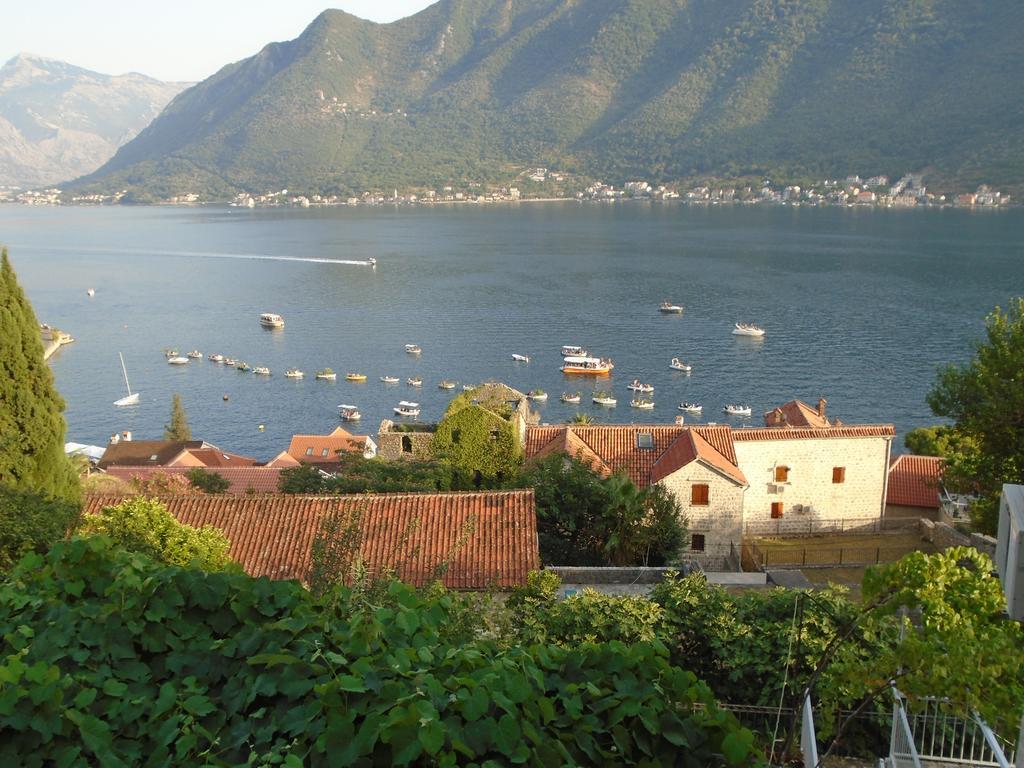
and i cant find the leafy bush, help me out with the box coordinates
[185,467,230,494]
[0,486,80,571]
[0,538,758,766]
[79,496,232,570]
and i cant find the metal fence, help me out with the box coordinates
[744,516,919,537]
[748,545,920,569]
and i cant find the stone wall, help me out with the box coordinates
[657,462,745,557]
[375,419,436,461]
[918,518,997,558]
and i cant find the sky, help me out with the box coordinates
[2,1,437,82]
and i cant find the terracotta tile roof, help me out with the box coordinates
[104,466,284,494]
[82,491,539,589]
[97,440,206,469]
[530,428,612,477]
[763,399,831,429]
[887,455,944,509]
[651,429,747,486]
[169,448,259,467]
[287,426,370,463]
[266,451,301,468]
[731,425,896,441]
[525,425,739,487]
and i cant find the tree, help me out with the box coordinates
[278,464,326,493]
[79,496,232,570]
[0,248,79,501]
[904,425,978,458]
[0,486,81,571]
[927,298,1024,532]
[186,467,230,493]
[163,393,191,440]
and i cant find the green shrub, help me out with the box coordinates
[0,485,80,571]
[185,468,230,493]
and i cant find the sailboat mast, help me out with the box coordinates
[119,352,132,395]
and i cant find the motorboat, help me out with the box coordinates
[187,350,203,359]
[259,313,285,329]
[86,288,95,297]
[253,366,271,376]
[367,258,377,267]
[163,348,180,358]
[439,380,457,390]
[527,390,548,402]
[512,353,530,363]
[113,352,140,407]
[561,345,588,357]
[224,357,238,367]
[732,322,765,337]
[407,377,422,387]
[462,384,475,391]
[627,379,654,393]
[338,404,362,422]
[560,392,581,404]
[380,375,400,384]
[592,392,617,406]
[394,401,421,417]
[167,356,189,365]
[345,373,367,382]
[630,399,655,409]
[285,369,304,378]
[561,355,614,375]
[405,344,422,355]
[669,358,692,372]
[723,404,752,416]
[659,301,684,314]
[315,369,337,380]
[678,402,703,413]
[236,362,251,372]
[208,354,224,363]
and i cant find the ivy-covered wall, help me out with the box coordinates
[432,404,522,484]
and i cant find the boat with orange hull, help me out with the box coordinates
[561,355,614,375]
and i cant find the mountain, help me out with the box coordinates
[0,54,189,188]
[74,0,1024,198]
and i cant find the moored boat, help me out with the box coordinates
[167,356,189,365]
[723,404,752,416]
[592,392,617,406]
[187,349,203,359]
[527,390,548,402]
[669,358,692,372]
[678,402,703,413]
[630,398,655,409]
[259,313,285,328]
[439,380,457,390]
[659,301,684,314]
[561,345,588,357]
[163,348,179,358]
[560,392,581,404]
[338,404,362,422]
[223,357,238,367]
[285,368,304,379]
[253,366,271,376]
[394,400,421,417]
[113,352,140,407]
[627,379,654,393]
[407,377,422,387]
[512,353,530,363]
[561,355,614,375]
[345,373,367,382]
[405,344,422,355]
[732,322,765,337]
[236,362,251,372]
[208,354,224,363]
[315,369,337,380]
[380,375,400,384]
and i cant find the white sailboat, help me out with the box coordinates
[113,353,140,407]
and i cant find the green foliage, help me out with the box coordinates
[519,454,686,566]
[79,496,232,570]
[278,455,465,494]
[0,486,81,572]
[0,249,79,501]
[163,393,191,441]
[277,463,325,493]
[927,298,1024,532]
[432,403,522,487]
[904,425,978,458]
[185,467,230,493]
[0,537,758,767]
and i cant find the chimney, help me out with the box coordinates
[817,398,827,420]
[766,408,785,427]
[121,430,132,442]
[109,433,120,444]
[675,415,685,425]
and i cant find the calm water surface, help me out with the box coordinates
[3,203,1021,459]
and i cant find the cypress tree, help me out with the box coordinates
[0,248,79,501]
[164,393,191,440]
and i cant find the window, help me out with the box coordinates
[691,534,706,552]
[774,465,789,483]
[637,433,654,450]
[771,502,784,519]
[321,448,329,457]
[452,428,461,444]
[401,436,413,454]
[832,466,846,484]
[305,447,313,456]
[691,484,709,506]
[490,429,499,442]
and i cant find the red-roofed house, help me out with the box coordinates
[886,455,944,519]
[83,491,539,589]
[286,426,377,467]
[763,398,832,429]
[104,466,285,495]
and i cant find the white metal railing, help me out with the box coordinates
[890,688,923,768]
[800,693,819,768]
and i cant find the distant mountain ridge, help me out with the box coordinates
[74,0,1024,198]
[0,54,189,188]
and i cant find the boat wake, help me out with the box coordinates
[20,245,375,267]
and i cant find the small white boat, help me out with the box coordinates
[627,379,654,393]
[209,354,224,363]
[560,392,581,404]
[253,366,271,376]
[167,356,189,365]
[732,322,765,337]
[527,390,548,402]
[669,358,692,372]
[678,402,703,413]
[659,301,684,314]
[439,380,457,390]
[630,399,655,410]
[407,377,422,387]
[316,369,337,380]
[113,352,140,407]
[367,258,377,267]
[223,357,238,367]
[462,384,475,391]
[380,375,400,384]
[562,355,614,375]
[236,362,251,372]
[405,344,422,355]
[163,348,179,358]
[512,353,530,363]
[593,394,617,407]
[338,404,362,421]
[285,368,304,379]
[187,349,203,359]
[87,288,95,297]
[561,345,588,357]
[259,312,285,329]
[723,404,752,416]
[394,400,421,417]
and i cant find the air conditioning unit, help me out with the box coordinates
[793,504,807,515]
[769,484,785,494]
